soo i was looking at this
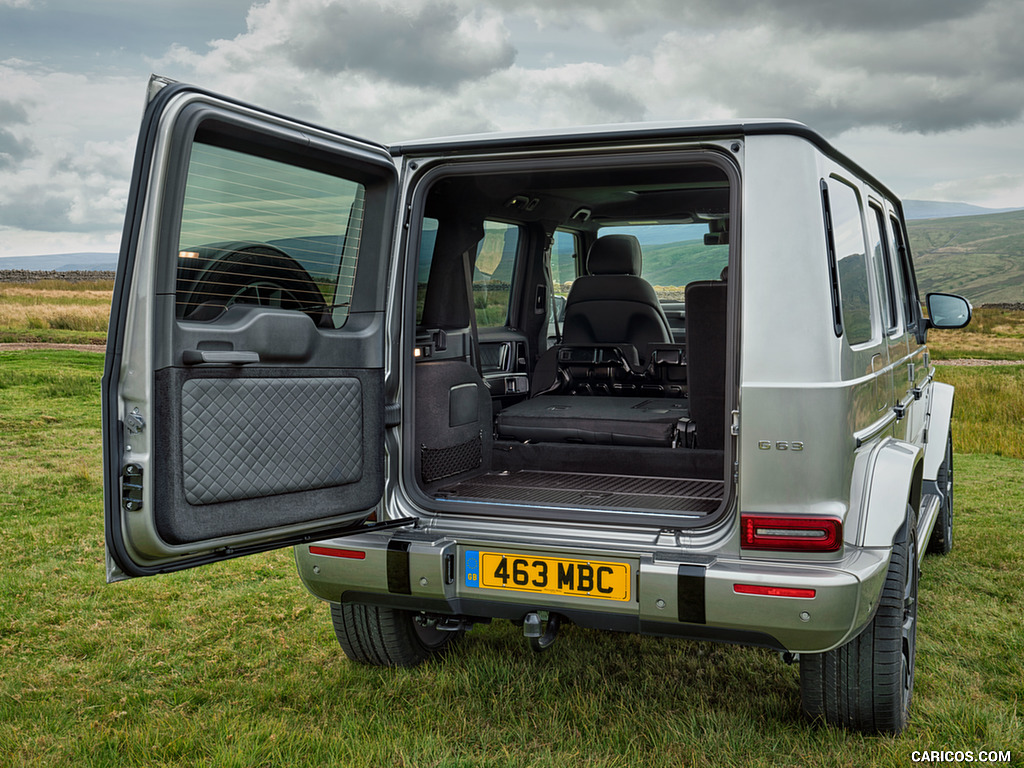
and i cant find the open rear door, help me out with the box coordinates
[103,78,398,581]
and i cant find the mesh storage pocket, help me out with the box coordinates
[421,432,482,483]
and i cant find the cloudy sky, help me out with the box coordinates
[2,0,1024,258]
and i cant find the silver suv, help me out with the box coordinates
[103,77,972,734]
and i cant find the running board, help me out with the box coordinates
[917,493,941,565]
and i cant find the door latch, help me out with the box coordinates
[124,408,145,435]
[121,463,144,511]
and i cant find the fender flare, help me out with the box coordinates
[858,438,923,549]
[923,381,955,481]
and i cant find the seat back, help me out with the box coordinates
[562,235,673,356]
[684,280,728,449]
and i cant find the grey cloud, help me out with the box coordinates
[0,186,80,230]
[0,99,30,125]
[500,0,991,34]
[639,0,1024,137]
[280,1,516,89]
[703,0,991,32]
[574,80,646,123]
[703,71,1024,137]
[0,127,35,170]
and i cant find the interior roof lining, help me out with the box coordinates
[424,162,731,225]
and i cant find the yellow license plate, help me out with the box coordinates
[464,550,630,601]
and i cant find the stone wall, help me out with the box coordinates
[0,270,117,283]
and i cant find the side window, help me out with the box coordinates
[415,217,438,325]
[548,229,579,339]
[867,202,898,333]
[473,221,520,328]
[889,214,920,331]
[822,178,873,345]
[551,229,578,297]
[177,141,365,329]
[415,218,519,329]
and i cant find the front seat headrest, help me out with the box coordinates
[586,234,643,276]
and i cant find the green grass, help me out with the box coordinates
[928,307,1024,361]
[1,350,1022,767]
[934,364,1024,458]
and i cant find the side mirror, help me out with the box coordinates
[926,293,972,329]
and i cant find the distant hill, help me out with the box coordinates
[903,200,1022,220]
[908,209,1024,304]
[0,253,118,271]
[3,204,1023,306]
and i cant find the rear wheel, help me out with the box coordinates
[927,432,954,555]
[180,246,328,325]
[799,510,918,734]
[330,603,460,667]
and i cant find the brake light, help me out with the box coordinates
[309,546,366,559]
[740,514,842,552]
[734,583,816,598]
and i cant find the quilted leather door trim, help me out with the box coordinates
[181,377,363,505]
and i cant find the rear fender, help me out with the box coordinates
[923,382,954,481]
[858,438,923,549]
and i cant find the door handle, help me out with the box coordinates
[182,350,261,365]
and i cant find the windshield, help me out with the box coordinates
[598,223,729,301]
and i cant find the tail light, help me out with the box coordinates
[740,514,842,552]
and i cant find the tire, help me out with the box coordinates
[799,510,918,734]
[329,603,460,667]
[927,432,954,555]
[180,246,328,325]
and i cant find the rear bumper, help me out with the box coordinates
[295,528,891,653]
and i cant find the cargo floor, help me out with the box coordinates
[435,470,724,515]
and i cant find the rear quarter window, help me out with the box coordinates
[823,178,872,345]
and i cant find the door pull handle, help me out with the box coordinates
[182,350,261,365]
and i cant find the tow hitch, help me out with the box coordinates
[523,611,561,652]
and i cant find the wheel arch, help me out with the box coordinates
[858,438,924,550]
[923,381,955,482]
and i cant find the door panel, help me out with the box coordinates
[103,80,398,580]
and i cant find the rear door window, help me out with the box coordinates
[473,221,519,328]
[867,202,898,334]
[177,142,365,329]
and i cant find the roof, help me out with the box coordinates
[388,118,904,214]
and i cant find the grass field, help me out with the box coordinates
[1,281,1022,766]
[0,281,112,345]
[1,346,1022,766]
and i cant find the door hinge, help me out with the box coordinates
[121,463,144,511]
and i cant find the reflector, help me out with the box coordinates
[734,583,816,598]
[309,546,366,559]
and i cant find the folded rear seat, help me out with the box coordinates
[496,396,691,447]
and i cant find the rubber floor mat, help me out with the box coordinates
[437,470,723,514]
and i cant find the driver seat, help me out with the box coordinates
[561,235,673,358]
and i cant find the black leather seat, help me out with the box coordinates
[561,235,673,357]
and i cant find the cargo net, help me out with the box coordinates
[421,432,482,483]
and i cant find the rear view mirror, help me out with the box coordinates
[926,293,972,329]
